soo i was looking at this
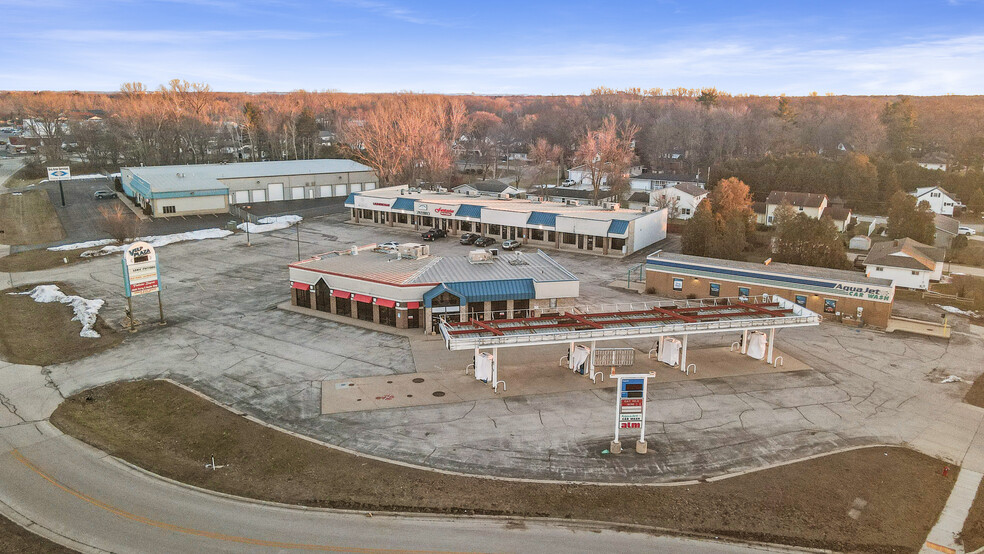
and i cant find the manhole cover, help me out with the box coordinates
[386,380,393,384]
[407,394,413,398]
[432,391,446,397]
[412,378,425,383]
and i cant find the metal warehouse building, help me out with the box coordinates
[288,246,579,334]
[121,159,378,217]
[345,185,667,257]
[646,252,895,328]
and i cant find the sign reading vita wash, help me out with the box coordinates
[46,166,71,181]
[122,241,161,297]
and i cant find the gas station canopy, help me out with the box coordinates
[440,295,820,351]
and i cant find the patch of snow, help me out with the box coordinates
[940,375,963,384]
[238,215,302,234]
[80,229,234,257]
[10,285,104,338]
[48,238,116,251]
[937,305,980,318]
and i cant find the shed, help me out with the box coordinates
[849,235,872,251]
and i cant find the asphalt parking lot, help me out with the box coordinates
[3,212,980,483]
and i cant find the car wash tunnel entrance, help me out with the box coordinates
[318,295,820,415]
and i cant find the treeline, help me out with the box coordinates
[3,84,984,212]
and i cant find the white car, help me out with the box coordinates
[958,226,977,236]
[378,241,400,251]
[561,179,576,187]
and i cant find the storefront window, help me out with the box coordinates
[709,283,720,297]
[491,300,508,319]
[563,233,577,245]
[488,224,501,235]
[467,301,485,321]
[738,287,750,297]
[378,305,396,326]
[672,278,683,291]
[356,300,374,321]
[794,295,807,307]
[513,299,530,318]
[530,229,544,241]
[823,299,836,313]
[548,231,556,242]
[610,237,626,250]
[336,298,351,316]
[396,213,408,224]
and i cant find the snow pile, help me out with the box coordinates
[48,229,234,257]
[49,238,116,251]
[940,375,963,384]
[10,285,104,338]
[238,215,302,234]
[937,305,981,318]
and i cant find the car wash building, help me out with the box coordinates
[345,185,667,257]
[121,159,378,217]
[288,245,580,334]
[645,252,895,328]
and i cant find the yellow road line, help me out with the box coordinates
[11,449,477,553]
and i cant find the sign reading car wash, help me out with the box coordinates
[46,166,71,181]
[123,242,161,296]
[610,371,655,455]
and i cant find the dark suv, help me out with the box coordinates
[459,233,478,245]
[421,228,447,241]
[474,236,496,247]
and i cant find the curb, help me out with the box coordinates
[0,496,108,554]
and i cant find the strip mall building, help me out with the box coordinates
[288,246,580,334]
[646,252,895,328]
[345,185,667,257]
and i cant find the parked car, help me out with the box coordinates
[378,241,400,251]
[502,239,521,250]
[421,228,447,241]
[474,236,496,247]
[561,179,576,187]
[459,233,479,245]
[958,226,977,236]
[93,190,116,199]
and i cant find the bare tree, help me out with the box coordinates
[97,204,142,243]
[573,116,639,202]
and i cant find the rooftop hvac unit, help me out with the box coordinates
[398,243,429,259]
[643,205,660,213]
[488,248,499,257]
[602,201,618,211]
[566,199,580,206]
[467,249,494,264]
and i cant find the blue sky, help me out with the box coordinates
[2,0,984,95]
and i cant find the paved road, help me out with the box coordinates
[0,424,781,553]
[0,157,25,188]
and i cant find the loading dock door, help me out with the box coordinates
[291,186,304,200]
[233,190,249,204]
[267,183,285,201]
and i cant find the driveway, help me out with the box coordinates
[0,157,25,188]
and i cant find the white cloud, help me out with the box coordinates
[25,29,327,44]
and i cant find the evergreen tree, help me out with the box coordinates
[880,97,916,161]
[681,201,715,257]
[969,188,984,214]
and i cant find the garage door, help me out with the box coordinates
[319,185,332,198]
[364,183,376,191]
[267,183,284,201]
[233,190,249,204]
[291,186,304,200]
[252,189,266,202]
[350,183,362,192]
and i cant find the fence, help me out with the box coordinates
[922,290,975,305]
[594,348,635,366]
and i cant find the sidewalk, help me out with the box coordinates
[921,469,983,554]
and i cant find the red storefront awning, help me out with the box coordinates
[292,282,310,291]
[406,301,420,309]
[353,294,373,303]
[375,298,396,308]
[331,290,350,299]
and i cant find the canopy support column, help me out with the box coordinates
[767,328,775,364]
[680,335,688,373]
[741,329,749,354]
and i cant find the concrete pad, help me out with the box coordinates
[321,346,813,415]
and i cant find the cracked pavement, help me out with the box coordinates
[1,213,982,483]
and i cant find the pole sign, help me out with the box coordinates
[46,166,71,180]
[613,371,655,445]
[122,241,161,297]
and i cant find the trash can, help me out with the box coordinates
[226,220,238,231]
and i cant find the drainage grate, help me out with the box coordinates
[432,391,446,397]
[412,377,425,383]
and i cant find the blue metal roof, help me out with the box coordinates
[344,192,358,207]
[392,197,415,212]
[527,211,557,227]
[607,219,630,236]
[456,204,483,219]
[445,279,535,303]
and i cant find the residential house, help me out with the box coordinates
[629,172,705,192]
[753,202,768,226]
[452,180,521,198]
[652,182,709,220]
[763,191,829,225]
[911,186,959,216]
[863,238,944,290]
[823,206,853,232]
[539,187,617,206]
[626,191,651,210]
[934,213,960,248]
[5,135,40,154]
[917,153,948,172]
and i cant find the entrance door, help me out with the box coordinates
[577,234,584,249]
[356,301,373,322]
[314,281,330,312]
[267,183,285,201]
[293,288,311,308]
[586,236,593,251]
[407,308,420,328]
